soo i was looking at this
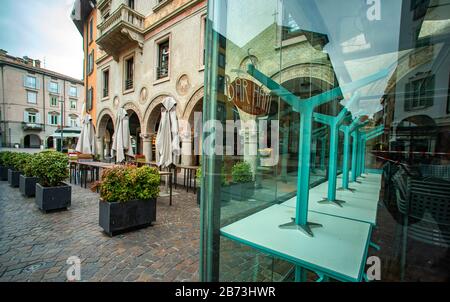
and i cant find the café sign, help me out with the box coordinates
[226,77,272,116]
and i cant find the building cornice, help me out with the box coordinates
[0,59,84,85]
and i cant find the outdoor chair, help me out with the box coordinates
[393,172,450,280]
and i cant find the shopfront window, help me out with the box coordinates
[201,0,450,282]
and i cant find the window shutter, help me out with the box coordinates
[23,75,27,88]
[36,113,41,124]
[48,113,52,125]
[23,111,29,122]
[36,78,40,90]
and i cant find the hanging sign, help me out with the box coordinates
[226,77,272,116]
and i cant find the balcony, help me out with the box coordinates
[22,122,43,131]
[97,4,145,61]
[156,63,169,79]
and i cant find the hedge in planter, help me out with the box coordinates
[18,153,38,197]
[96,165,160,236]
[228,161,255,201]
[8,153,26,188]
[31,151,70,212]
[0,151,13,181]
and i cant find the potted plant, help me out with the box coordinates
[19,153,38,197]
[96,165,160,236]
[8,152,24,188]
[0,152,12,181]
[31,151,71,212]
[0,151,13,181]
[229,161,255,201]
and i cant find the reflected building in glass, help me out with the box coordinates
[200,0,450,282]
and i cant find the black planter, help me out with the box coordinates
[8,169,20,188]
[99,198,157,237]
[35,183,71,212]
[19,175,38,197]
[0,166,9,181]
[228,182,255,201]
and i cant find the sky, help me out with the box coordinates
[0,0,84,80]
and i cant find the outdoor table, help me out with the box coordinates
[281,173,382,226]
[77,162,117,189]
[159,171,173,206]
[220,205,372,282]
[176,165,199,193]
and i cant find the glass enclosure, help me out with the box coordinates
[201,0,450,282]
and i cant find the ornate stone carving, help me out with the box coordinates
[176,74,191,96]
[139,87,148,104]
[113,96,120,109]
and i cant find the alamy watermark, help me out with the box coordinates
[66,256,81,282]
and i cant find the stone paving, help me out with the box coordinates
[0,181,200,282]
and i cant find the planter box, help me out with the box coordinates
[197,187,201,206]
[99,198,157,237]
[228,182,255,201]
[0,166,9,181]
[19,175,38,197]
[35,183,71,212]
[8,169,20,188]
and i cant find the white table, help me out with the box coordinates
[282,174,382,226]
[220,205,372,282]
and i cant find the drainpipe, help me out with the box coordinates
[1,65,6,147]
[42,73,46,147]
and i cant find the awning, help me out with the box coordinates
[49,133,80,139]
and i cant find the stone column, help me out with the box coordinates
[181,136,193,166]
[96,137,104,160]
[142,134,153,162]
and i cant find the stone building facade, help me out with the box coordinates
[73,0,207,165]
[0,50,84,149]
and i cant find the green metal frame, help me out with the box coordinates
[247,64,390,238]
[312,93,359,206]
[358,125,384,176]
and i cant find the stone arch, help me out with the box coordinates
[143,93,179,135]
[97,108,115,138]
[122,102,143,126]
[270,63,336,87]
[182,86,204,120]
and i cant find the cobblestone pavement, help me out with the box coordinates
[0,181,200,282]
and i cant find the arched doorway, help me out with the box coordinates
[144,95,169,161]
[127,109,142,155]
[97,110,115,159]
[24,134,41,148]
[186,97,203,166]
[47,137,54,149]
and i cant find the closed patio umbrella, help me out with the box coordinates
[75,114,96,155]
[112,108,134,163]
[156,97,180,168]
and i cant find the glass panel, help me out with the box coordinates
[202,0,450,282]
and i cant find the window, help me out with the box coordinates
[69,86,78,98]
[24,75,37,89]
[89,18,93,43]
[88,50,94,75]
[50,96,58,107]
[49,81,59,94]
[70,117,78,128]
[103,69,110,98]
[27,91,37,104]
[201,16,207,66]
[70,100,77,110]
[128,0,135,10]
[87,88,93,111]
[125,56,134,90]
[405,75,435,111]
[157,40,170,79]
[28,112,37,124]
[49,114,60,126]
